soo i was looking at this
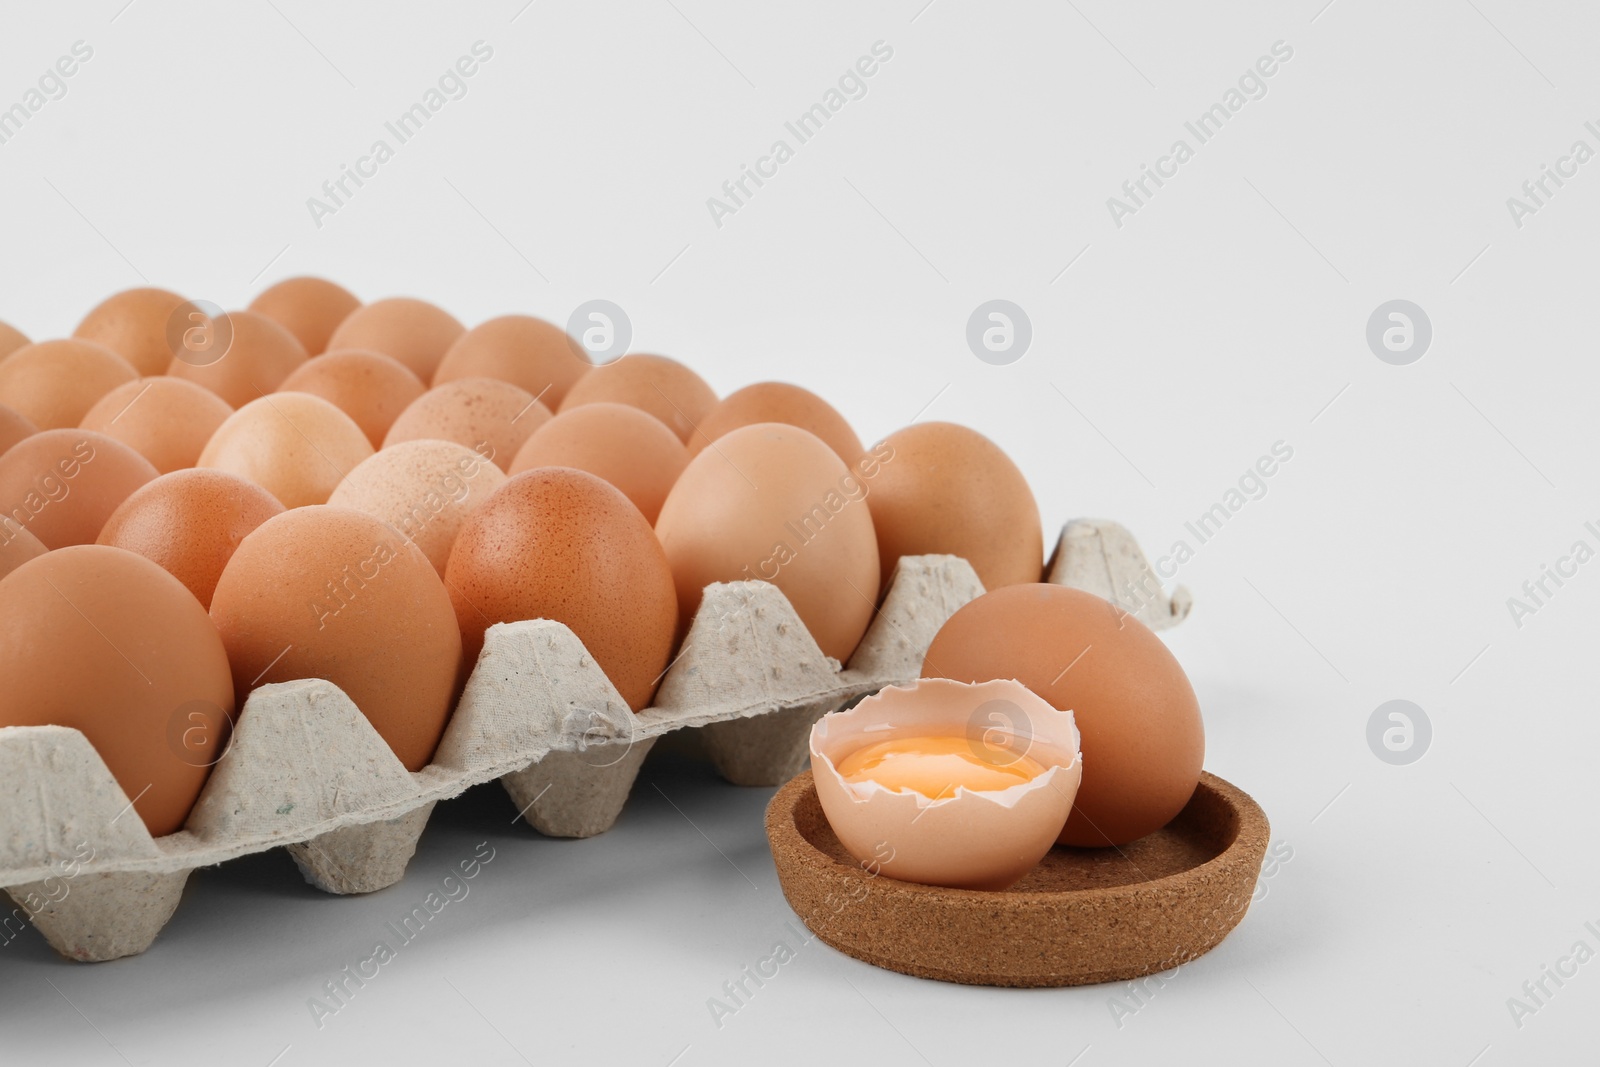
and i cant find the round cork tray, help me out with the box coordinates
[767,770,1269,987]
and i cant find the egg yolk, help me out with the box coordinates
[835,734,1046,799]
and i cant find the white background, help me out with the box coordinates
[2,1,1598,1064]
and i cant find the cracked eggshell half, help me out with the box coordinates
[810,678,1082,892]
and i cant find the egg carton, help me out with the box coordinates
[0,518,1186,962]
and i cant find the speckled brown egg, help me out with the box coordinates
[166,308,308,408]
[864,421,1043,595]
[432,314,592,407]
[689,382,862,465]
[0,544,235,836]
[80,376,233,474]
[509,402,687,524]
[210,506,462,770]
[198,392,374,508]
[0,429,158,547]
[278,349,424,447]
[0,402,38,457]
[72,287,188,376]
[248,276,360,356]
[0,320,28,361]
[383,378,548,472]
[445,468,677,711]
[0,519,46,580]
[98,468,285,608]
[655,423,880,663]
[328,439,506,574]
[559,353,716,442]
[324,297,463,382]
[0,339,138,429]
[922,584,1205,847]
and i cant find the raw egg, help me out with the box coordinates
[0,544,235,837]
[654,423,879,662]
[865,421,1043,594]
[198,392,374,507]
[0,402,38,456]
[508,401,687,524]
[328,439,506,575]
[324,297,463,382]
[559,353,716,442]
[689,382,862,465]
[80,376,233,474]
[248,276,360,356]
[433,314,591,407]
[922,584,1205,847]
[0,429,158,547]
[1,320,29,360]
[383,378,549,472]
[0,339,137,429]
[277,349,425,447]
[98,468,285,608]
[209,506,462,771]
[0,519,46,580]
[811,678,1081,891]
[166,308,308,408]
[72,287,188,376]
[445,467,677,711]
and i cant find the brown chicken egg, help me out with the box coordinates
[0,519,47,579]
[166,308,308,408]
[209,506,462,770]
[328,439,506,574]
[654,423,880,663]
[559,353,716,442]
[0,402,38,456]
[508,402,687,524]
[0,320,28,360]
[98,468,285,608]
[248,276,360,356]
[277,349,424,448]
[865,421,1043,594]
[198,392,373,508]
[324,297,463,382]
[922,583,1205,847]
[433,314,592,407]
[689,382,862,464]
[72,287,188,376]
[383,378,548,472]
[0,544,235,836]
[0,339,137,429]
[445,467,677,711]
[80,377,233,474]
[0,429,158,547]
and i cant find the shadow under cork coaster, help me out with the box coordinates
[767,770,1269,987]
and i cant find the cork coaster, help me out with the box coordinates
[767,770,1268,987]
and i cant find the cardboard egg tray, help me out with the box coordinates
[0,518,1188,962]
